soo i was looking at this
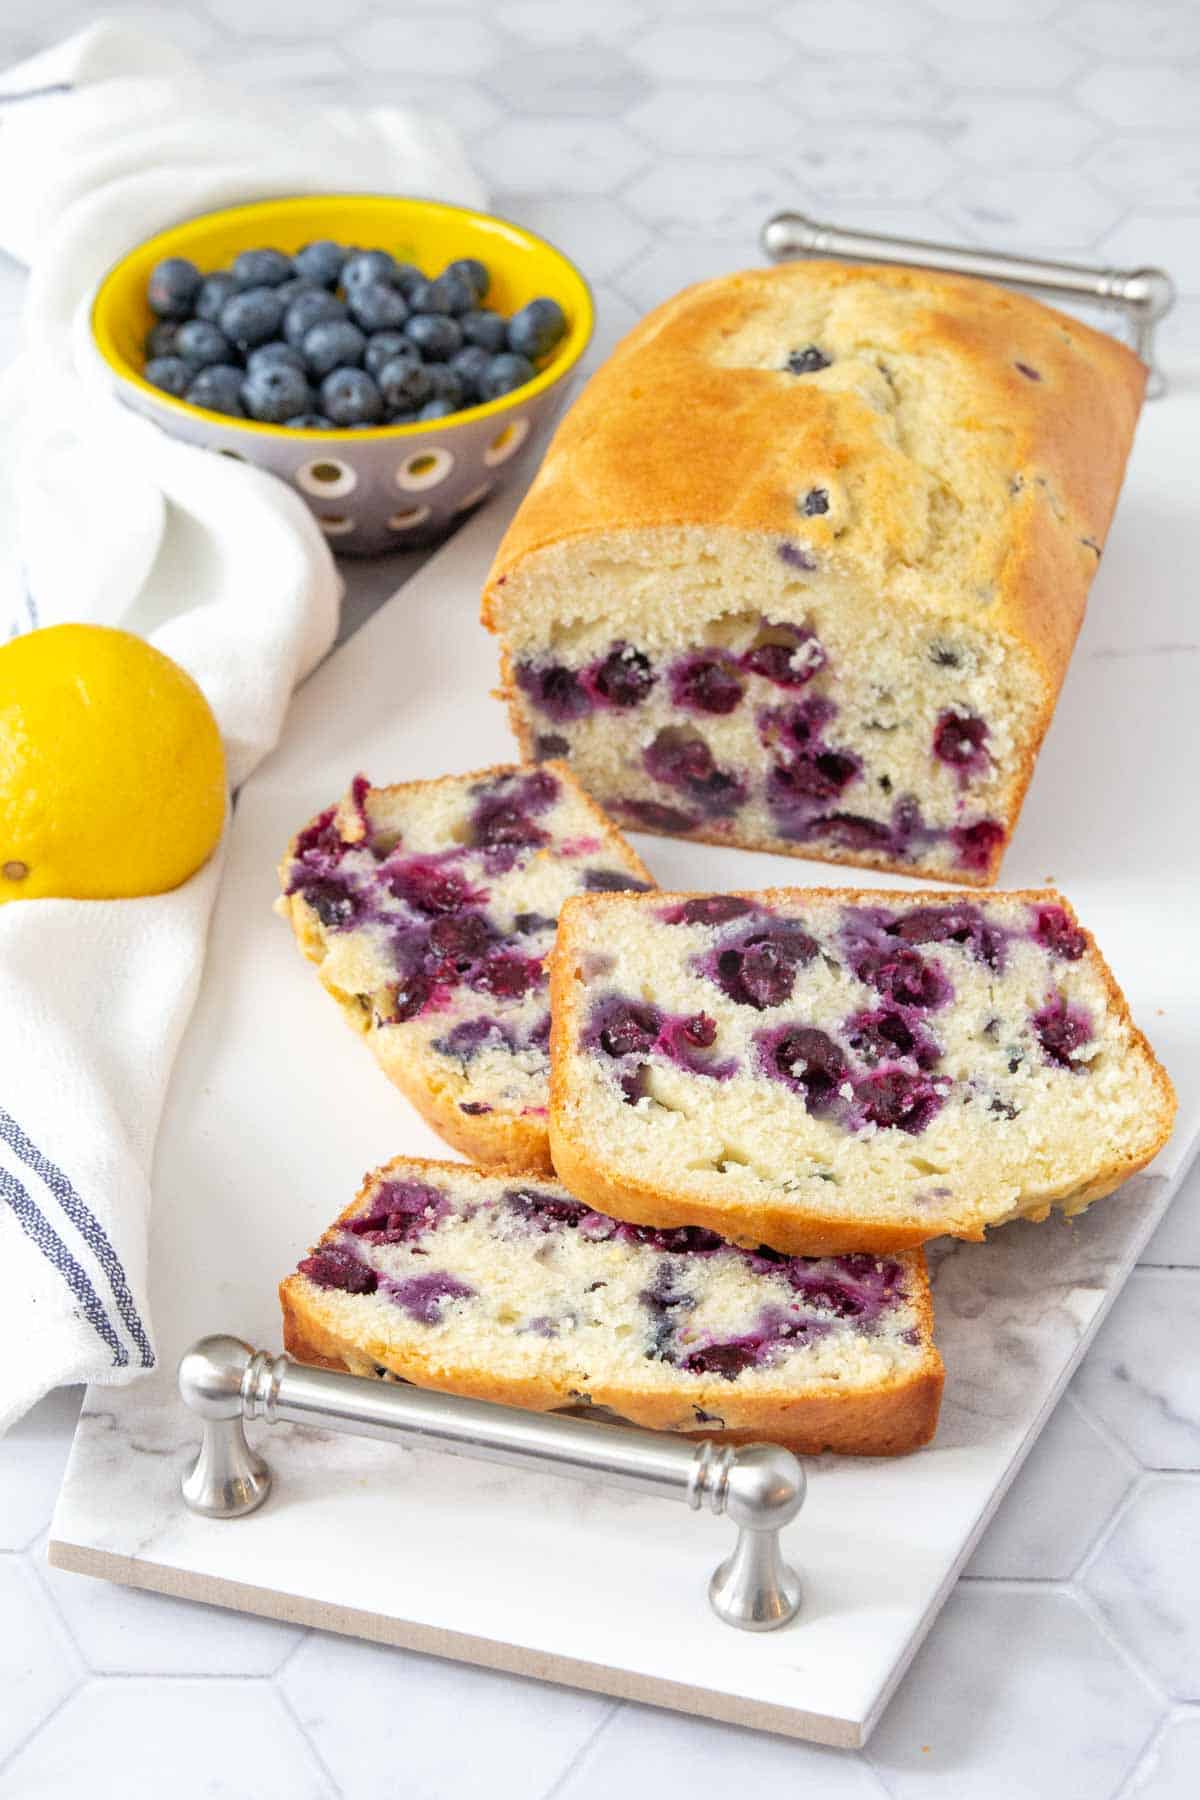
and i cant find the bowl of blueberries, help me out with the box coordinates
[90,193,593,555]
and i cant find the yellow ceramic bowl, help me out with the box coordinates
[91,193,594,555]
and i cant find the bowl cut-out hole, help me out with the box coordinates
[297,458,357,498]
[453,481,493,516]
[218,449,246,462]
[484,418,529,466]
[318,514,356,536]
[388,505,432,531]
[397,447,454,491]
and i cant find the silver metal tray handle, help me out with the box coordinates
[762,210,1174,399]
[178,1335,805,1633]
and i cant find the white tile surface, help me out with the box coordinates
[556,1703,886,1797]
[280,1634,612,1799]
[1083,1478,1200,1701]
[0,1680,335,1800]
[865,1587,1163,1799]
[630,22,788,84]
[4,2,1200,1794]
[0,1557,80,1766]
[1129,1711,1200,1799]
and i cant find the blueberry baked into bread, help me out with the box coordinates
[549,888,1175,1255]
[281,1156,944,1456]
[482,262,1145,885]
[276,764,653,1173]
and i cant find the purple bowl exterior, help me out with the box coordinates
[112,374,574,556]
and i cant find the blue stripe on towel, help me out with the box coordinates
[0,1106,155,1366]
[0,1164,127,1366]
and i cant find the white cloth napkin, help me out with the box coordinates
[0,24,486,1431]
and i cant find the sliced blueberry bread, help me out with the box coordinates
[549,888,1175,1254]
[482,261,1144,886]
[280,1156,944,1456]
[276,764,653,1173]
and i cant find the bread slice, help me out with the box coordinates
[280,1155,944,1456]
[482,262,1145,886]
[276,764,653,1174]
[549,887,1175,1254]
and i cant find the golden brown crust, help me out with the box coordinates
[275,762,654,1174]
[482,261,1145,677]
[548,886,1177,1254]
[280,1154,944,1457]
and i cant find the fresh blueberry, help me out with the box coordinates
[424,364,464,407]
[220,286,285,352]
[185,364,245,417]
[364,331,414,378]
[243,362,313,423]
[284,289,346,348]
[348,282,409,334]
[507,297,567,360]
[342,250,400,291]
[303,320,366,377]
[274,276,322,308]
[147,256,202,319]
[405,313,462,360]
[232,247,294,289]
[480,351,535,400]
[460,309,508,352]
[446,257,489,301]
[145,320,181,359]
[408,274,472,316]
[450,344,491,398]
[386,262,425,297]
[145,355,192,397]
[246,340,305,376]
[377,355,433,413]
[293,239,346,288]
[419,397,458,419]
[174,319,233,369]
[320,367,384,426]
[431,271,476,315]
[194,272,237,324]
[285,413,333,429]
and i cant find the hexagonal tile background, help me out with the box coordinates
[1,0,1198,1794]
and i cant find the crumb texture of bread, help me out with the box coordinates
[481,261,1145,886]
[548,887,1175,1254]
[280,1155,944,1457]
[275,763,654,1172]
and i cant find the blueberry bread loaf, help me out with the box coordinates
[276,764,653,1173]
[549,888,1175,1254]
[281,1156,944,1455]
[482,262,1145,886]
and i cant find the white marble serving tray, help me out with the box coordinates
[49,389,1200,1749]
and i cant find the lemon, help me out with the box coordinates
[0,623,226,904]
